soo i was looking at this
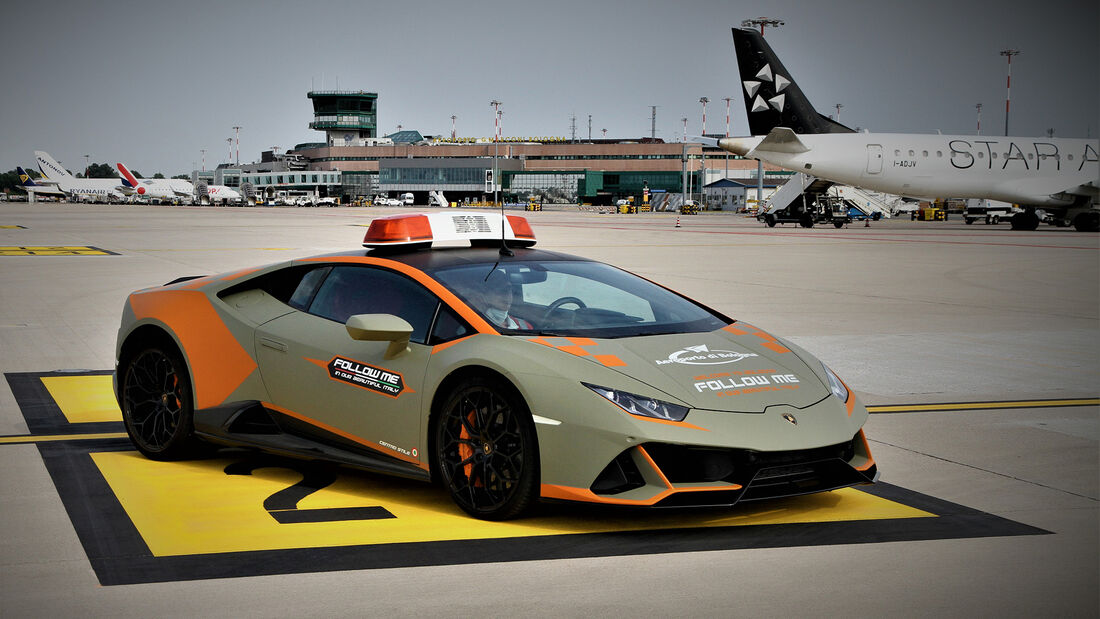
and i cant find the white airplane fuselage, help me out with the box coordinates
[721,133,1099,207]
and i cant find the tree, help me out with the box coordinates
[85,162,119,178]
[0,169,23,193]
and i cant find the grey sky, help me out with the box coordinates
[1,0,1096,176]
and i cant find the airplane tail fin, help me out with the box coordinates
[117,163,138,188]
[34,150,75,179]
[17,167,43,187]
[731,28,853,136]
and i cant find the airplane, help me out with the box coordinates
[718,28,1099,232]
[117,163,194,204]
[15,166,66,198]
[34,151,127,203]
[197,181,242,204]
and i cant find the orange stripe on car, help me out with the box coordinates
[593,354,626,367]
[540,482,739,506]
[635,445,672,488]
[431,334,477,354]
[726,322,790,353]
[855,429,875,471]
[130,289,257,410]
[630,415,709,432]
[525,337,629,368]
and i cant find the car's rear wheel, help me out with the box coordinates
[121,346,200,460]
[433,375,539,520]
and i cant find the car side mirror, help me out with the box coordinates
[345,314,413,359]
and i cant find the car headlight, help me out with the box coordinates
[583,383,689,422]
[822,363,850,403]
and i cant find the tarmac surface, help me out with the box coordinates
[0,203,1097,616]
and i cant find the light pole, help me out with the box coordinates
[490,100,502,207]
[232,126,241,165]
[1000,49,1020,136]
[699,97,709,136]
[699,97,709,196]
[741,17,783,211]
[723,97,733,181]
[975,103,982,135]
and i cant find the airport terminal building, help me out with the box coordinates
[202,90,789,207]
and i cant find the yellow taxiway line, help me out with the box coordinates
[0,432,128,445]
[867,398,1099,414]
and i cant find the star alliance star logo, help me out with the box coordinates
[743,63,790,114]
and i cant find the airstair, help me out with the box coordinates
[766,173,897,218]
[830,185,898,217]
[762,172,833,214]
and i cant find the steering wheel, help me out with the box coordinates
[541,296,587,323]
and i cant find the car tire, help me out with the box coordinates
[120,345,201,460]
[433,374,539,520]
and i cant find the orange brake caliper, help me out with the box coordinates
[458,411,476,483]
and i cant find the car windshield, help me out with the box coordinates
[431,260,727,337]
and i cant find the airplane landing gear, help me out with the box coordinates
[1011,210,1040,231]
[1072,211,1100,232]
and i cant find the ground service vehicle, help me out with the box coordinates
[114,212,877,520]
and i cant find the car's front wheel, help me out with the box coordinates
[433,375,539,520]
[121,345,200,460]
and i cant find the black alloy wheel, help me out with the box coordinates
[434,376,538,520]
[121,346,199,460]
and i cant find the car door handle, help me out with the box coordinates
[259,337,288,352]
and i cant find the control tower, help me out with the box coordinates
[308,91,378,146]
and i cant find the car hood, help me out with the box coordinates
[534,326,831,412]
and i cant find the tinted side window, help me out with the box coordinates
[429,305,473,345]
[288,266,332,310]
[308,266,438,344]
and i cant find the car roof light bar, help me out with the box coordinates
[363,212,536,249]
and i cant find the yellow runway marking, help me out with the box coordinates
[0,432,128,444]
[868,398,1099,414]
[93,450,932,556]
[41,375,121,423]
[0,245,111,256]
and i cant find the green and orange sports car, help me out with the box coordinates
[114,211,876,520]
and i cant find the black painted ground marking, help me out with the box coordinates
[224,459,396,523]
[5,370,1052,586]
